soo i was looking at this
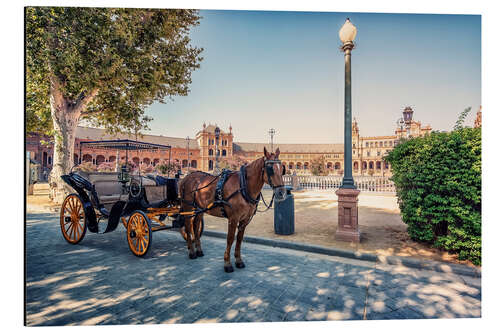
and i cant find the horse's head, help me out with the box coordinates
[263,147,287,201]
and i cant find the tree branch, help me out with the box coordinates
[74,88,99,113]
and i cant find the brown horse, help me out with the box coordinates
[178,147,286,272]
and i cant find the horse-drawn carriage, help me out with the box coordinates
[60,139,196,257]
[60,138,286,272]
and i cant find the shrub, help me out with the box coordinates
[75,161,96,172]
[385,127,481,265]
[310,156,328,176]
[97,161,115,172]
[219,155,249,171]
[155,160,180,175]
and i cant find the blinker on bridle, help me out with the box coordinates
[264,158,284,190]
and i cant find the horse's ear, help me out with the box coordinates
[282,164,286,175]
[264,147,271,159]
[275,148,280,158]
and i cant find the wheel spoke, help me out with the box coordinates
[136,237,141,252]
[68,197,75,212]
[69,223,75,240]
[74,222,80,239]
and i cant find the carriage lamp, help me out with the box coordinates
[119,163,131,183]
[335,17,361,243]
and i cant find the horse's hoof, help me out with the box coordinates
[224,265,234,273]
[189,252,197,259]
[235,261,245,269]
[196,250,204,257]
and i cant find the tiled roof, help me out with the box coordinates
[233,142,344,153]
[75,127,199,149]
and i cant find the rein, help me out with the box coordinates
[257,192,275,213]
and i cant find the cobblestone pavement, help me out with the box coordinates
[26,212,481,326]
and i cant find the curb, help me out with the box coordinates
[203,230,481,278]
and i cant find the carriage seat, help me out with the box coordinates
[82,172,125,205]
[141,174,179,203]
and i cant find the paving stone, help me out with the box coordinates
[25,212,481,325]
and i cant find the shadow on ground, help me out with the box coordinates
[26,212,480,326]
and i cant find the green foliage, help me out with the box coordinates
[310,156,328,176]
[453,107,472,131]
[26,7,203,135]
[385,127,481,265]
[219,155,249,171]
[155,160,180,175]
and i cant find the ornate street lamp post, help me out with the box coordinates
[335,18,361,243]
[268,128,276,151]
[214,126,220,174]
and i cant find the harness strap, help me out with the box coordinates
[239,164,260,205]
[214,169,233,217]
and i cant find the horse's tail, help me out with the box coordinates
[178,173,190,200]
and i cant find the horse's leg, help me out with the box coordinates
[234,222,248,269]
[224,220,238,273]
[194,214,204,257]
[185,215,197,259]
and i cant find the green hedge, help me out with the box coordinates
[385,127,481,265]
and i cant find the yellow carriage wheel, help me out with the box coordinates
[60,194,87,244]
[127,211,152,257]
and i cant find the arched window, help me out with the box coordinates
[143,157,150,165]
[362,161,367,170]
[369,161,374,169]
[190,160,197,168]
[108,156,116,163]
[208,149,214,156]
[208,160,213,170]
[327,162,333,169]
[334,162,341,170]
[376,161,381,170]
[304,162,309,170]
[353,161,359,170]
[82,154,92,163]
[296,162,302,169]
[385,161,389,169]
[182,160,188,168]
[153,158,160,166]
[132,157,140,166]
[96,155,105,165]
[48,156,52,165]
[222,149,227,156]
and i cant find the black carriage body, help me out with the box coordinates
[61,139,178,234]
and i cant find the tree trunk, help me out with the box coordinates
[48,104,80,203]
[47,76,97,203]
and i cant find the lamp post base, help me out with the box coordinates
[335,187,361,243]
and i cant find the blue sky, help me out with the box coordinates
[144,10,481,143]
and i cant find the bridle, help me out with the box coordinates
[263,158,284,191]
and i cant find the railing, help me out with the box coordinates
[281,175,395,193]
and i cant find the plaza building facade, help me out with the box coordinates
[27,107,432,178]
